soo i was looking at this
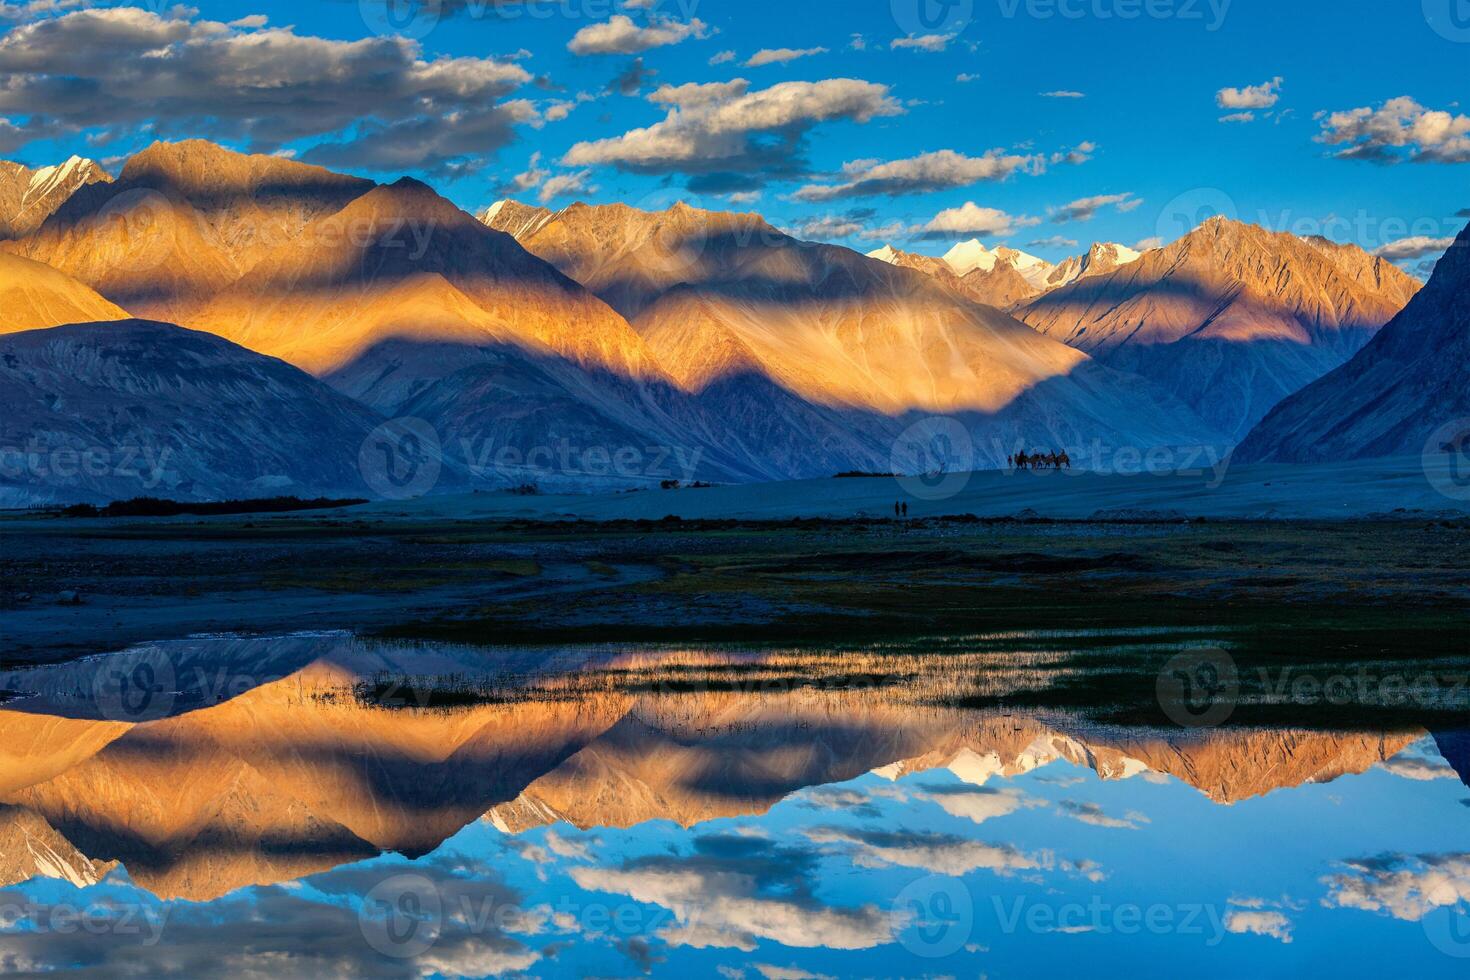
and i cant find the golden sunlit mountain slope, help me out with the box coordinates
[955,258,1045,311]
[479,199,1068,412]
[1017,217,1421,438]
[0,143,895,490]
[8,141,664,381]
[0,251,128,333]
[484,199,1223,452]
[6,140,372,324]
[192,177,662,378]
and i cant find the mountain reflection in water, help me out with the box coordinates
[0,634,1467,977]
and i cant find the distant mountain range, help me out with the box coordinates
[870,220,1420,440]
[482,200,1204,445]
[1017,218,1421,438]
[866,238,1145,312]
[0,138,1451,502]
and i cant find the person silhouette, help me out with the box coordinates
[894,501,901,518]
[901,502,909,518]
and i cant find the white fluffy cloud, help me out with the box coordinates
[563,77,901,187]
[417,942,542,977]
[915,202,1040,239]
[891,33,955,51]
[538,168,597,203]
[1214,77,1283,124]
[1028,234,1079,249]
[0,7,533,170]
[1317,96,1470,163]
[789,213,903,242]
[1323,852,1470,921]
[791,148,1048,202]
[567,14,709,55]
[745,47,828,67]
[1051,192,1142,223]
[1370,746,1464,775]
[0,0,89,20]
[804,826,1046,876]
[502,151,549,194]
[1372,236,1456,262]
[542,827,594,860]
[1056,799,1150,829]
[1216,77,1283,110]
[571,860,894,949]
[753,966,834,980]
[1224,909,1294,943]
[921,785,1043,824]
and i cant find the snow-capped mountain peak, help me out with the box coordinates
[866,244,900,264]
[941,240,1057,288]
[992,245,1056,289]
[1045,242,1143,289]
[22,155,104,208]
[941,238,998,275]
[1,153,112,238]
[475,198,559,241]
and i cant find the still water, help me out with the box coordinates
[0,633,1467,977]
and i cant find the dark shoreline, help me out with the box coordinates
[3,512,1467,667]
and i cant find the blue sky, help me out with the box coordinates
[2,0,1466,269]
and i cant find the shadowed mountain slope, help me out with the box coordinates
[0,320,384,505]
